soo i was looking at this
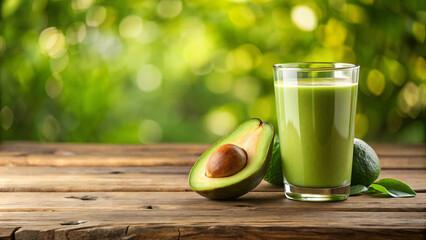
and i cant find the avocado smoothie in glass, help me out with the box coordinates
[273,63,359,201]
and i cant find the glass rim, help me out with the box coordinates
[273,62,360,71]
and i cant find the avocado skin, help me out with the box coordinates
[193,121,274,200]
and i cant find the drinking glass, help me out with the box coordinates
[273,62,359,201]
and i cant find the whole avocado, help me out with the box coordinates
[263,136,283,186]
[351,138,381,186]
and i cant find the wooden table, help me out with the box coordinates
[0,142,425,240]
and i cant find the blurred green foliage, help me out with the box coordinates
[0,0,425,143]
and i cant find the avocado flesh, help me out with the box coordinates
[189,118,274,200]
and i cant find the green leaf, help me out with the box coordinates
[370,178,416,198]
[350,185,368,196]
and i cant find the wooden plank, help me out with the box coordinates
[0,192,424,213]
[370,143,426,156]
[55,225,129,240]
[0,142,208,158]
[62,225,128,240]
[1,154,424,169]
[0,144,202,167]
[7,224,425,240]
[15,224,422,240]
[5,223,426,240]
[8,225,425,240]
[0,142,207,167]
[126,226,179,240]
[0,142,424,168]
[0,166,424,192]
[0,155,197,167]
[65,224,425,240]
[0,211,424,231]
[0,155,424,169]
[14,228,53,240]
[380,156,426,169]
[0,166,191,192]
[176,226,425,240]
[1,142,424,156]
[0,227,19,240]
[12,222,118,240]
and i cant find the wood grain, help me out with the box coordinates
[0,227,19,240]
[1,211,424,234]
[1,210,425,229]
[1,142,424,156]
[9,225,426,240]
[22,224,423,240]
[1,155,424,169]
[175,226,425,240]
[0,192,424,213]
[54,224,426,240]
[380,156,426,169]
[0,142,424,168]
[0,166,424,192]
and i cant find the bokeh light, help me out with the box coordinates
[72,0,93,11]
[45,75,63,99]
[204,109,238,136]
[205,72,233,94]
[321,19,347,47]
[355,113,369,139]
[66,22,87,44]
[367,69,386,96]
[137,65,162,92]
[157,0,182,19]
[412,21,425,43]
[2,0,21,17]
[233,76,261,102]
[42,115,61,141]
[0,36,6,54]
[138,21,160,44]
[228,6,256,28]
[119,15,143,39]
[86,5,107,27]
[0,107,14,130]
[139,120,163,143]
[291,5,317,31]
[39,27,67,58]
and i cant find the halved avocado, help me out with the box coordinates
[189,118,274,200]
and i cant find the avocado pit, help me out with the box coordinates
[205,144,247,178]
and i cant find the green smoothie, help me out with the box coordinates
[274,80,358,188]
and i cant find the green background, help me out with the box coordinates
[1,0,425,143]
